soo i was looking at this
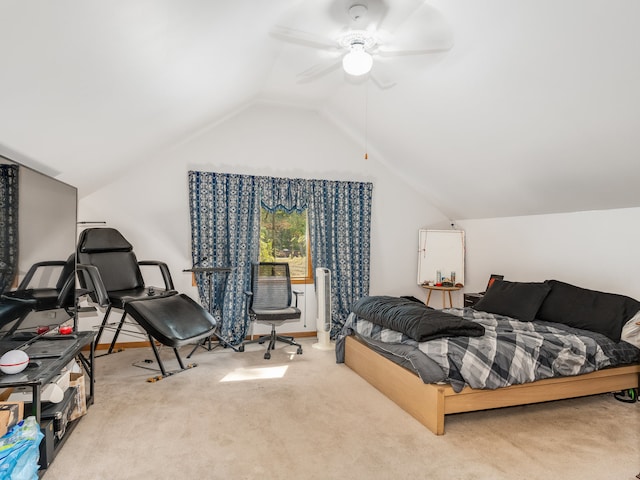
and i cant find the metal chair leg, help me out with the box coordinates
[140,335,199,383]
[107,310,127,354]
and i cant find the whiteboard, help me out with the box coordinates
[417,230,465,286]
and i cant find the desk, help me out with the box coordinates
[421,285,462,308]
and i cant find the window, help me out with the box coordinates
[259,207,312,283]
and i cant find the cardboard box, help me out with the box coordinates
[0,401,24,437]
[68,372,87,421]
[0,388,11,401]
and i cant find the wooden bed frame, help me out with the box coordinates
[344,335,640,435]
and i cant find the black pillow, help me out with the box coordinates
[473,279,551,321]
[537,280,640,343]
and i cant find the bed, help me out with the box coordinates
[337,279,640,435]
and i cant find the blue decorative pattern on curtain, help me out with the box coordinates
[259,176,308,213]
[188,172,260,344]
[308,179,372,338]
[188,171,372,345]
[0,164,19,295]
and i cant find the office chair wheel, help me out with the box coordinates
[264,351,271,360]
[238,345,245,352]
[297,347,303,355]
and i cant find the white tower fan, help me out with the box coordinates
[312,267,334,350]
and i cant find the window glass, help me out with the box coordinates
[259,208,311,282]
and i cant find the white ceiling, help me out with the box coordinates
[1,0,639,220]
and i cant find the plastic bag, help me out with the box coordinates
[0,417,44,480]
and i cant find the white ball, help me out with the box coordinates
[0,350,30,375]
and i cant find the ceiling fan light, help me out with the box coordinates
[342,45,373,76]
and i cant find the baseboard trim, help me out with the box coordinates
[92,331,318,350]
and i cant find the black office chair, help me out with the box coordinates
[239,262,303,360]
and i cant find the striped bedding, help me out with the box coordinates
[337,307,640,393]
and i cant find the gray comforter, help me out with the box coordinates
[351,296,485,342]
[337,305,640,393]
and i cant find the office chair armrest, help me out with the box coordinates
[243,290,254,319]
[138,260,175,291]
[292,289,303,307]
[77,264,110,308]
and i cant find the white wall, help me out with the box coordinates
[456,207,640,300]
[78,102,449,343]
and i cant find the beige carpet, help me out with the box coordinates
[42,338,639,480]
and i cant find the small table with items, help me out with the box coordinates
[421,285,462,308]
[0,331,96,470]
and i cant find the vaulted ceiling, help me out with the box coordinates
[1,0,639,220]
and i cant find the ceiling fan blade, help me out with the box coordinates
[369,61,396,89]
[370,72,396,90]
[376,2,454,52]
[271,25,339,51]
[376,45,452,57]
[296,57,343,83]
[374,0,425,34]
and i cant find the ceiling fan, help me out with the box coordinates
[271,0,454,89]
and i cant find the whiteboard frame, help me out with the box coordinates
[417,229,465,286]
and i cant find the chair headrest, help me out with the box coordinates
[78,228,133,253]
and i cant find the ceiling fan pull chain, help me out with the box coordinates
[364,80,369,160]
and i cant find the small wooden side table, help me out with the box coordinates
[421,285,462,308]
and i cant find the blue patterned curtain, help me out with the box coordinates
[189,171,373,344]
[188,171,261,345]
[259,176,308,213]
[308,180,372,338]
[0,164,19,295]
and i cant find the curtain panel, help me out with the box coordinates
[188,170,372,345]
[259,176,308,213]
[308,179,372,337]
[0,164,19,295]
[188,172,261,344]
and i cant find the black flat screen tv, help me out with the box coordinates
[0,154,78,341]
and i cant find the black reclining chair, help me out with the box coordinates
[3,254,76,313]
[76,228,218,380]
[124,294,218,381]
[0,254,76,337]
[0,298,36,337]
[239,262,303,360]
[77,228,177,354]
